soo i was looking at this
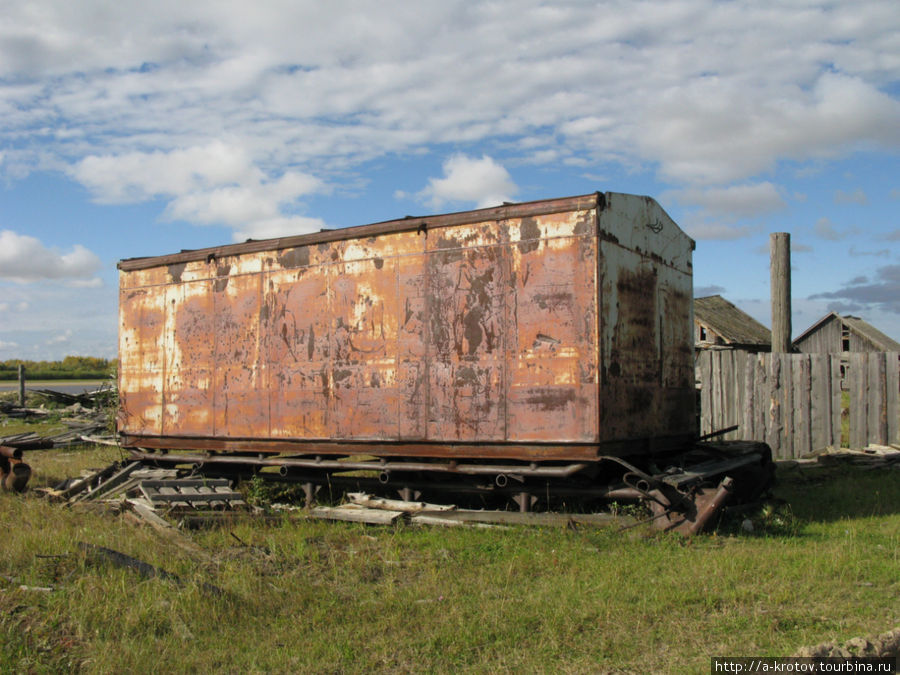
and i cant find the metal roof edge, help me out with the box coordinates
[118,192,603,272]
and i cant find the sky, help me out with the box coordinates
[0,0,898,361]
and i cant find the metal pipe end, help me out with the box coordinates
[3,462,31,492]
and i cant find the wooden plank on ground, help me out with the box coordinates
[70,461,142,503]
[309,505,404,525]
[214,485,246,508]
[139,481,243,507]
[130,469,181,480]
[54,462,120,501]
[126,498,215,562]
[191,485,225,510]
[127,497,173,529]
[411,510,632,529]
[410,514,505,528]
[346,493,455,513]
[139,479,231,489]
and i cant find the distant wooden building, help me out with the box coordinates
[693,295,771,352]
[793,313,900,354]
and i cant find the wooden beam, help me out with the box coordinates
[770,232,792,353]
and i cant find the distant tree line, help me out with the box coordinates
[0,356,117,381]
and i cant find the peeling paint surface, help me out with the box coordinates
[119,193,696,460]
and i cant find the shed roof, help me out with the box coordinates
[793,312,900,351]
[694,295,771,347]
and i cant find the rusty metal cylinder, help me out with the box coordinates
[3,461,31,492]
[0,445,23,460]
[687,477,734,535]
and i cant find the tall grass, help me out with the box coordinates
[2,448,898,674]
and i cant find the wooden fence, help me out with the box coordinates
[696,350,900,459]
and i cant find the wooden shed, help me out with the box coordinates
[793,313,900,354]
[693,295,771,352]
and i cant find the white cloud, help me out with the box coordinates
[3,1,895,202]
[72,141,262,204]
[671,182,787,220]
[683,221,760,241]
[232,216,328,242]
[72,142,325,237]
[416,154,517,209]
[640,72,900,185]
[0,231,102,283]
[165,171,322,225]
[0,1,897,357]
[46,329,73,345]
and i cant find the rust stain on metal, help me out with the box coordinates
[118,192,696,461]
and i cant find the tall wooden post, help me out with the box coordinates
[770,232,792,353]
[18,364,26,407]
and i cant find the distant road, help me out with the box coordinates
[0,380,108,396]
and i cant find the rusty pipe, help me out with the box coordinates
[3,461,31,492]
[686,477,734,535]
[0,445,23,460]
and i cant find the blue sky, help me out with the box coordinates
[0,0,898,360]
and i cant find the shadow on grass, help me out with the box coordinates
[713,463,899,538]
[771,463,900,524]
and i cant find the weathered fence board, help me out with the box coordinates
[697,350,899,459]
[830,354,842,450]
[888,355,900,447]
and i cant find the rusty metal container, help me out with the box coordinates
[117,192,695,464]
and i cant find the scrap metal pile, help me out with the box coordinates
[0,388,114,493]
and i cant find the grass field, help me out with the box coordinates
[2,441,898,674]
